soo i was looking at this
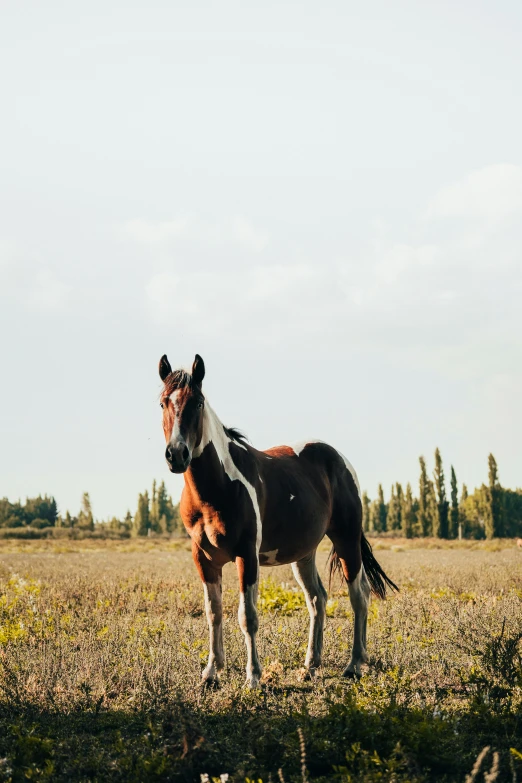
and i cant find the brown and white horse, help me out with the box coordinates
[158,354,397,687]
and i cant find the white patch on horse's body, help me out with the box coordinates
[193,402,262,552]
[290,494,295,501]
[260,548,279,565]
[292,439,321,456]
[232,437,248,451]
[337,451,361,498]
[291,440,361,499]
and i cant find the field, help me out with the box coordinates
[0,539,521,782]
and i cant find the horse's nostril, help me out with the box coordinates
[182,446,189,462]
[165,446,173,463]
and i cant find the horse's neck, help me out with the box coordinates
[192,402,229,463]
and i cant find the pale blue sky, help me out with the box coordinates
[1,1,521,519]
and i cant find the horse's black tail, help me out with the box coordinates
[327,533,399,599]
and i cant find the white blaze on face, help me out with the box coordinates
[167,390,182,443]
[193,402,262,553]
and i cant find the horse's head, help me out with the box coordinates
[158,353,206,473]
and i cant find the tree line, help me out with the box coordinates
[1,451,521,539]
[0,481,182,537]
[362,450,522,539]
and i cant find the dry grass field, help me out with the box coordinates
[0,538,521,782]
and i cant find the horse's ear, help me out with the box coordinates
[159,354,172,382]
[192,354,205,387]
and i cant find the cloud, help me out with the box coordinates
[373,242,437,285]
[425,164,522,222]
[0,245,71,312]
[122,214,268,253]
[26,270,71,311]
[122,217,189,244]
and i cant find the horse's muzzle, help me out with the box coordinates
[165,442,191,473]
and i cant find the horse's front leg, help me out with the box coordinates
[193,546,224,685]
[236,549,262,688]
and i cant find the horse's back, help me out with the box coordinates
[256,439,361,564]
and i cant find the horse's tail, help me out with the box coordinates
[327,534,399,599]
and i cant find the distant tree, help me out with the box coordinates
[24,495,58,527]
[450,466,460,539]
[401,483,415,538]
[503,488,522,538]
[377,484,387,532]
[433,448,449,538]
[362,492,371,533]
[150,480,161,533]
[133,491,150,536]
[78,492,94,531]
[459,483,469,538]
[60,511,78,528]
[387,484,402,532]
[485,453,504,539]
[427,480,438,537]
[123,511,133,532]
[157,481,179,533]
[417,457,431,537]
[368,499,379,533]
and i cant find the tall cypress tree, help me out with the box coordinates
[369,499,379,533]
[417,456,430,537]
[78,492,94,531]
[387,484,402,531]
[377,484,387,532]
[427,479,439,537]
[362,492,371,533]
[459,484,469,539]
[401,483,415,538]
[433,448,449,538]
[450,466,459,539]
[486,454,504,539]
[133,491,150,537]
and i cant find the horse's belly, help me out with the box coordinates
[258,519,328,566]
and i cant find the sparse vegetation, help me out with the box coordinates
[0,539,520,781]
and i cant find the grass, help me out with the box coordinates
[0,541,520,781]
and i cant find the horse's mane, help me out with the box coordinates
[163,369,193,395]
[224,426,249,445]
[163,370,248,445]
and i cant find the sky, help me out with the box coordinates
[1,0,521,520]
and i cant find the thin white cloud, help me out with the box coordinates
[425,164,522,222]
[0,244,71,312]
[121,214,268,253]
[122,217,189,244]
[373,242,437,285]
[26,270,71,311]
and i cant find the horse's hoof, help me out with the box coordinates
[244,674,261,689]
[200,676,221,690]
[297,667,319,682]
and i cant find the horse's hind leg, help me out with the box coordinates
[292,550,327,674]
[345,565,371,676]
[328,532,371,677]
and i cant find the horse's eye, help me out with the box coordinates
[160,402,164,409]
[197,401,204,409]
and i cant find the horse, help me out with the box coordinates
[158,353,398,687]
